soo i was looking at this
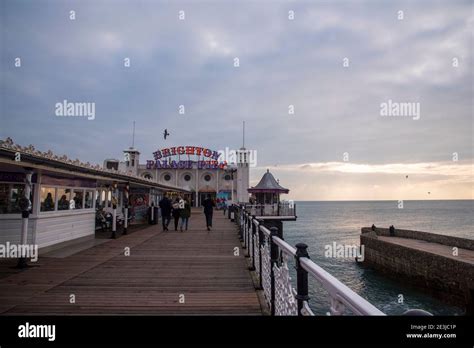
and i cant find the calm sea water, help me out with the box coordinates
[283,200,474,316]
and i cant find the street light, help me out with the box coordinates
[225,163,238,203]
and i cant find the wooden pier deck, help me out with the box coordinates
[0,209,263,315]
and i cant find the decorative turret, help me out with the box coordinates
[248,169,289,204]
[122,147,140,176]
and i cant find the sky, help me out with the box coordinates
[1,0,473,200]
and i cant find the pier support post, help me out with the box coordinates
[269,226,281,316]
[295,243,310,316]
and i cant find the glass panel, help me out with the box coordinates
[72,190,84,209]
[10,185,23,213]
[0,184,34,214]
[0,184,8,213]
[85,190,94,209]
[107,191,112,207]
[57,188,71,211]
[40,186,56,212]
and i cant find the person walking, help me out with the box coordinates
[180,198,191,232]
[172,197,181,231]
[158,194,172,231]
[202,194,215,231]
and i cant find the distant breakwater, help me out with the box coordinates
[360,227,474,314]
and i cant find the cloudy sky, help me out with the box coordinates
[1,0,472,200]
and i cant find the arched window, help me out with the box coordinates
[142,173,153,180]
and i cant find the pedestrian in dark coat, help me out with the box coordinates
[158,195,172,231]
[172,197,181,231]
[180,198,191,231]
[202,194,215,231]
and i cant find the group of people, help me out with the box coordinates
[158,195,191,232]
[158,194,216,232]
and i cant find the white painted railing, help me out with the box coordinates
[237,206,385,316]
[245,202,296,217]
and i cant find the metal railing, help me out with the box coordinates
[244,202,296,217]
[235,205,385,316]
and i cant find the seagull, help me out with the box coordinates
[405,175,408,179]
[163,129,170,140]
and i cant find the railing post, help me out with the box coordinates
[244,215,249,253]
[257,220,263,290]
[249,219,256,271]
[242,213,247,249]
[245,217,250,257]
[295,243,310,316]
[239,211,244,241]
[123,183,129,235]
[269,226,281,316]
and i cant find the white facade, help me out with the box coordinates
[236,148,250,203]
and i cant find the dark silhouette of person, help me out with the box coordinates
[172,197,181,231]
[58,195,69,210]
[202,194,215,231]
[158,195,172,231]
[180,198,191,231]
[44,192,54,211]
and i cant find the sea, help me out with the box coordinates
[283,200,474,316]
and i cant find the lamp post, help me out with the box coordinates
[111,183,118,239]
[17,168,33,268]
[225,163,238,203]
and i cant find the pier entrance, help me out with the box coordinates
[198,191,216,206]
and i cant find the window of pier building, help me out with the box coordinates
[40,185,95,212]
[0,183,34,214]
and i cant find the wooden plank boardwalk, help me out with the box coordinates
[0,209,263,315]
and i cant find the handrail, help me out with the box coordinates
[272,236,297,256]
[259,224,271,237]
[235,204,388,316]
[299,258,385,316]
[273,235,384,315]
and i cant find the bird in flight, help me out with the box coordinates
[163,129,170,140]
